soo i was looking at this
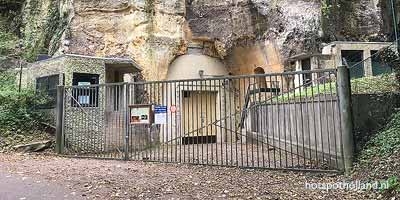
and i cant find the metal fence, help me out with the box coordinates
[58,69,347,172]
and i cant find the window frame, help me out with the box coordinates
[35,74,61,109]
[71,73,100,108]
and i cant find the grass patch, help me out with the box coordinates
[271,73,397,103]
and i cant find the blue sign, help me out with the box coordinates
[154,106,167,114]
[154,106,167,124]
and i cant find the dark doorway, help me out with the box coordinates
[301,58,312,85]
[341,50,364,78]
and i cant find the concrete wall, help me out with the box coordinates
[322,41,391,76]
[21,54,140,154]
[244,97,343,166]
[352,93,400,151]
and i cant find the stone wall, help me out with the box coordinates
[22,55,106,89]
[7,0,399,81]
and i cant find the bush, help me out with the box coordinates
[0,71,49,136]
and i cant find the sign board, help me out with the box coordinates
[170,105,177,113]
[154,106,167,125]
[129,105,152,125]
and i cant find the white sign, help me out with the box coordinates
[154,106,167,125]
[130,106,151,124]
[78,82,91,104]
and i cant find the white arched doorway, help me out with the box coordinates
[164,54,234,144]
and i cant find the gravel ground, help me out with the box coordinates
[0,153,381,200]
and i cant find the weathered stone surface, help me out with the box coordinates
[4,0,399,79]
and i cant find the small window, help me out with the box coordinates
[72,73,100,107]
[183,91,191,98]
[36,74,60,108]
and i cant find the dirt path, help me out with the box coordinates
[0,153,379,199]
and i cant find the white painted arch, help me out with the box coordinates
[167,54,229,80]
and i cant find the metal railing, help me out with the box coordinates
[58,69,348,172]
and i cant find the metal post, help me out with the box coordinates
[18,59,23,93]
[124,83,130,160]
[56,85,65,154]
[390,0,399,49]
[337,65,354,174]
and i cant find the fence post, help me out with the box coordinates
[56,85,65,154]
[124,83,130,160]
[337,65,354,174]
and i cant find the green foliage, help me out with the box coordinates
[0,28,18,56]
[0,71,49,135]
[359,111,400,160]
[384,176,400,193]
[272,73,397,103]
[379,47,400,87]
[321,0,333,17]
[351,73,398,94]
[273,82,336,103]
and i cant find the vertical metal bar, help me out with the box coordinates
[56,85,65,154]
[224,79,228,166]
[292,74,300,168]
[244,78,249,167]
[197,80,201,164]
[92,86,96,158]
[213,80,222,165]
[118,85,122,159]
[182,81,186,163]
[218,79,223,166]
[233,78,238,167]
[310,72,318,168]
[228,78,233,166]
[304,73,312,168]
[285,74,294,168]
[316,72,325,166]
[200,80,204,164]
[323,72,332,167]
[151,83,155,161]
[238,78,244,167]
[205,80,209,165]
[174,81,178,163]
[124,84,129,160]
[168,82,172,162]
[264,75,271,168]
[297,73,306,169]
[191,81,195,164]
[208,79,213,165]
[258,76,265,168]
[329,72,339,169]
[275,75,282,168]
[281,74,288,168]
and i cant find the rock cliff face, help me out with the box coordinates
[57,0,186,80]
[2,0,399,80]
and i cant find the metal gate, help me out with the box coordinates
[57,69,350,172]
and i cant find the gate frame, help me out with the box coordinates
[55,68,355,173]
